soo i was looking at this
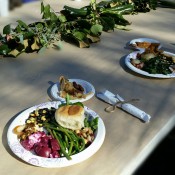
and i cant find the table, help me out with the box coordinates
[0,1,175,175]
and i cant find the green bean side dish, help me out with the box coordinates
[0,0,157,58]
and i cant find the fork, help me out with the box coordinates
[105,98,140,113]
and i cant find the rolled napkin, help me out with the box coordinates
[96,90,151,123]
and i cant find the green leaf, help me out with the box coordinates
[53,40,63,50]
[42,33,48,43]
[0,44,11,55]
[100,16,115,31]
[58,15,67,23]
[17,20,29,30]
[18,34,24,44]
[57,40,63,49]
[38,46,46,54]
[51,27,58,34]
[36,23,44,31]
[58,98,84,108]
[115,24,131,31]
[72,102,84,108]
[23,32,34,39]
[3,24,11,35]
[43,4,51,19]
[90,24,103,35]
[41,1,44,14]
[15,25,22,33]
[0,34,6,43]
[76,20,91,30]
[73,31,85,41]
[90,117,98,130]
[91,0,96,4]
[84,118,89,127]
[159,0,175,9]
[50,12,58,21]
[103,13,130,26]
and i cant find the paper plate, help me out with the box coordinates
[125,51,175,78]
[50,79,95,102]
[7,101,105,168]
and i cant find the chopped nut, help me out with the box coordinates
[75,129,80,134]
[87,135,92,142]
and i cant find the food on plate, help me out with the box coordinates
[20,131,61,158]
[134,41,151,48]
[59,76,86,100]
[130,59,144,69]
[55,104,85,130]
[140,52,156,60]
[13,101,98,160]
[130,48,175,75]
[130,41,160,51]
[13,124,26,137]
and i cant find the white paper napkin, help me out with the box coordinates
[96,90,151,122]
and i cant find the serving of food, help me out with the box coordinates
[125,50,175,78]
[50,76,95,102]
[129,38,161,51]
[126,38,175,78]
[59,76,87,100]
[7,100,105,167]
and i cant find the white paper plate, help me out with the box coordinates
[129,38,161,51]
[125,51,175,78]
[7,101,105,168]
[50,79,95,102]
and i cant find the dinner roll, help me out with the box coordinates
[55,105,85,130]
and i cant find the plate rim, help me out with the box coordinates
[7,101,105,168]
[50,79,95,102]
[125,51,175,78]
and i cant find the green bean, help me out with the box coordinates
[63,140,67,150]
[43,117,97,160]
[84,117,89,127]
[69,132,80,151]
[46,123,81,155]
[78,137,85,152]
[46,127,54,138]
[68,141,73,155]
[64,135,69,146]
[53,130,72,160]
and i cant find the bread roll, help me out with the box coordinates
[55,105,85,130]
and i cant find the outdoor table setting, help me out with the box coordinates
[0,0,175,175]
